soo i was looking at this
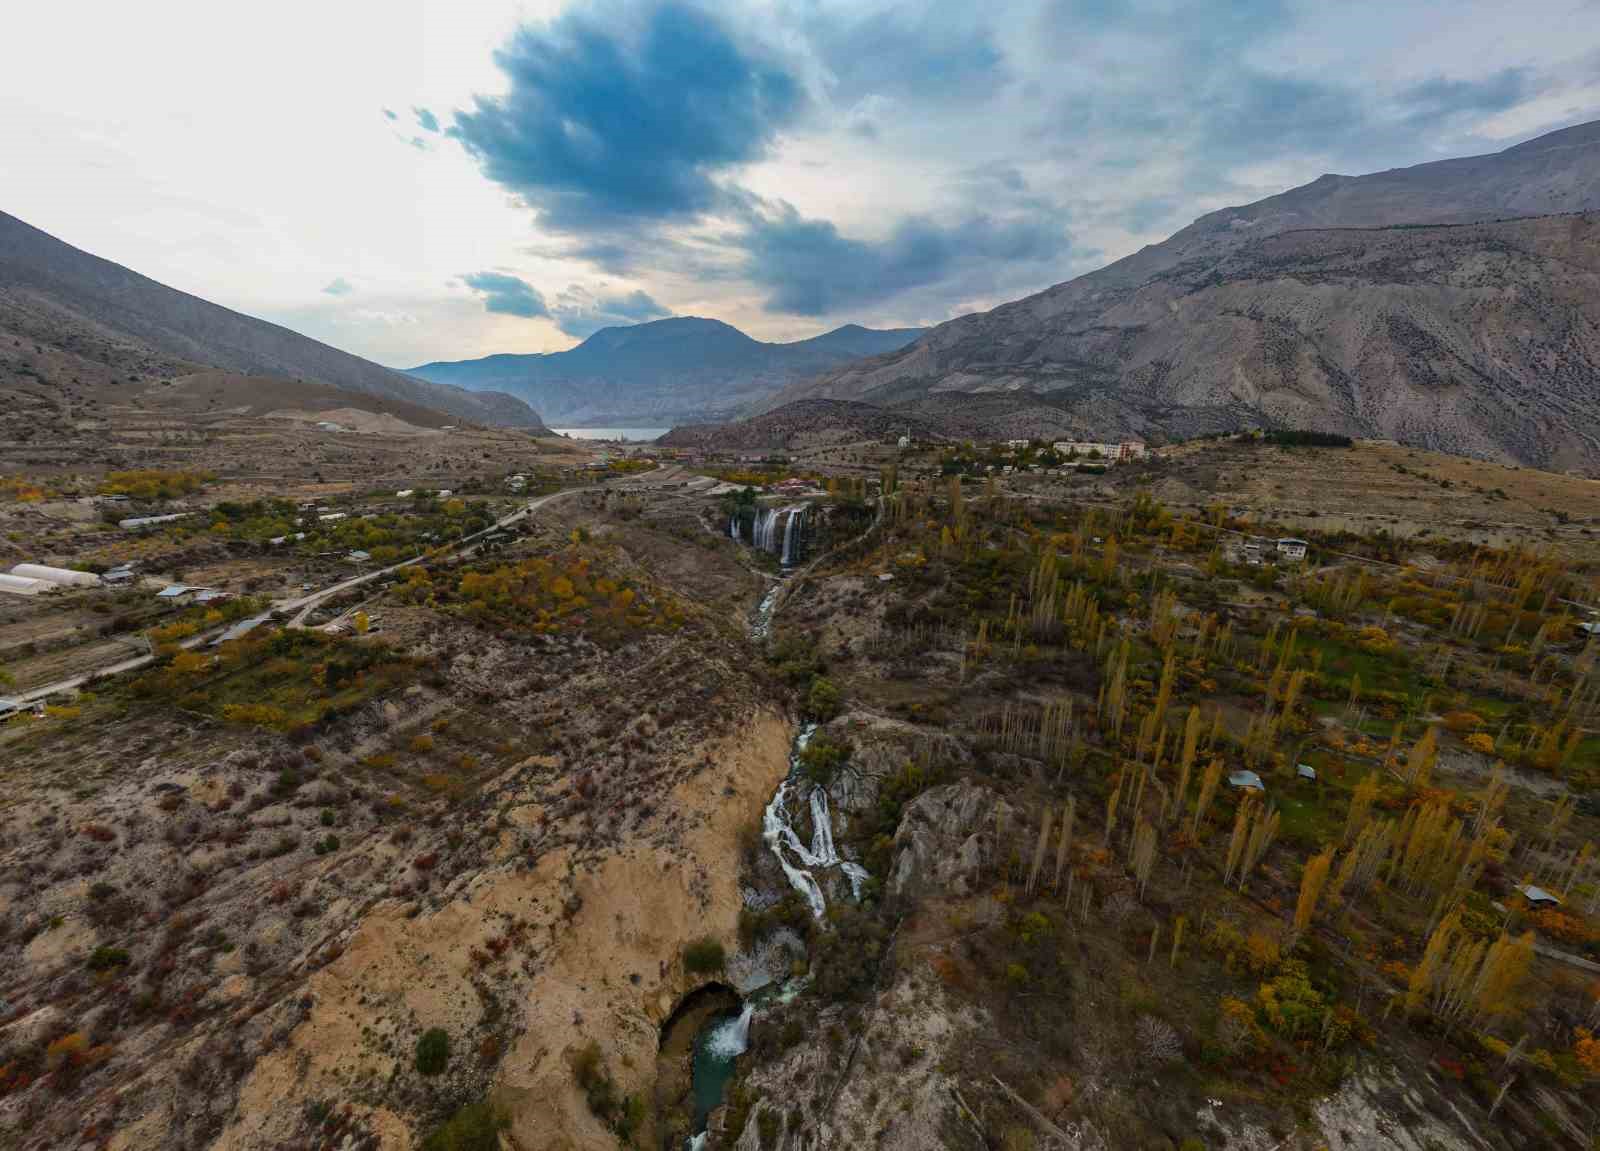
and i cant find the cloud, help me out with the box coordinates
[381,108,398,122]
[1397,68,1529,124]
[322,277,354,296]
[414,106,440,133]
[551,287,673,338]
[462,271,549,318]
[451,2,803,232]
[801,1,1008,104]
[741,202,1068,315]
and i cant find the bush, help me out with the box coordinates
[421,1100,507,1151]
[684,936,726,974]
[87,946,131,972]
[416,1027,451,1075]
[805,676,841,721]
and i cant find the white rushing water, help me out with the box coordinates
[762,724,869,917]
[705,1003,755,1059]
[780,505,805,565]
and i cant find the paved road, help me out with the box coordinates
[9,479,637,706]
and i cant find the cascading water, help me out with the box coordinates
[728,512,740,541]
[762,725,870,917]
[706,1004,754,1058]
[780,505,805,565]
[751,507,779,552]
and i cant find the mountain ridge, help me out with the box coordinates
[408,315,924,426]
[0,209,547,429]
[770,120,1600,470]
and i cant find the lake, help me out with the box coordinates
[552,427,670,442]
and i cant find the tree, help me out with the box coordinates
[1344,774,1379,845]
[416,1028,451,1075]
[1130,819,1158,900]
[1290,845,1334,947]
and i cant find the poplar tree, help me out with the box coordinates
[1290,845,1335,948]
[1026,807,1053,896]
[1052,796,1076,892]
[1345,774,1379,846]
[1192,758,1223,839]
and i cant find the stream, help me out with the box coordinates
[679,580,867,1147]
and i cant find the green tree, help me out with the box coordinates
[416,1027,450,1075]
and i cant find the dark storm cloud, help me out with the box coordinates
[450,2,802,231]
[462,271,549,318]
[742,204,1068,315]
[438,0,1590,327]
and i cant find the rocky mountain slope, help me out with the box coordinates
[409,316,923,426]
[777,120,1600,470]
[0,210,545,428]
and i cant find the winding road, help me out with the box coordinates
[7,474,681,707]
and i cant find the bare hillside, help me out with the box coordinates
[0,210,545,429]
[783,121,1600,471]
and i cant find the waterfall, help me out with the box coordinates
[706,1004,755,1058]
[728,512,740,541]
[762,724,869,918]
[751,507,778,552]
[781,505,805,565]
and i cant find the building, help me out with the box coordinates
[11,563,100,588]
[396,489,415,498]
[1276,538,1309,562]
[1516,884,1562,907]
[347,550,372,564]
[1227,769,1265,791]
[0,573,54,597]
[194,590,232,604]
[155,585,205,604]
[101,564,137,585]
[319,512,347,523]
[1052,440,1145,462]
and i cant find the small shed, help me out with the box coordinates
[1228,770,1265,791]
[156,585,200,604]
[1297,763,1317,781]
[1516,884,1562,907]
[347,550,371,564]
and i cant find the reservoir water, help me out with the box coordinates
[552,427,670,442]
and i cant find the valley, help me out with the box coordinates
[3,412,1600,1150]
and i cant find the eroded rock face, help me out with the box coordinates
[726,969,983,1151]
[889,783,1005,901]
[818,711,971,821]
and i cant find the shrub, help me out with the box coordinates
[805,676,841,721]
[416,1027,450,1075]
[87,946,131,972]
[683,936,726,974]
[421,1100,507,1151]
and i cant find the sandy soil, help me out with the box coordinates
[211,708,793,1151]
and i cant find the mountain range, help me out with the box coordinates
[0,210,545,429]
[407,317,923,426]
[770,120,1600,471]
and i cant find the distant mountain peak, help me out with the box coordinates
[408,315,925,426]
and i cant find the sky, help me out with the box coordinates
[4,1,1599,369]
